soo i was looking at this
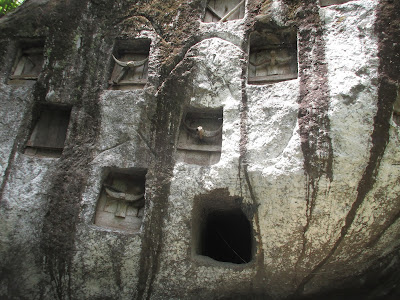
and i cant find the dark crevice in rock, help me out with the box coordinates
[0,101,34,203]
[38,1,104,299]
[136,61,195,299]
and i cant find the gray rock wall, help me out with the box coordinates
[0,0,399,299]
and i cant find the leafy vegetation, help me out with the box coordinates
[0,0,24,16]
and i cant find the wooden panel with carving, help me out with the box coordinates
[109,39,151,90]
[177,109,223,166]
[248,29,298,84]
[94,171,146,232]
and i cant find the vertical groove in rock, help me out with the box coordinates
[38,1,99,298]
[135,97,176,300]
[136,60,195,299]
[0,101,33,203]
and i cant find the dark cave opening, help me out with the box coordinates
[200,208,252,264]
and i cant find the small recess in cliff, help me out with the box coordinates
[177,107,223,166]
[109,39,151,90]
[94,169,147,232]
[24,104,71,158]
[192,193,253,265]
[8,39,44,84]
[248,27,297,84]
[203,0,245,23]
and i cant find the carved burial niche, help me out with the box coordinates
[248,28,298,84]
[9,39,44,82]
[94,169,146,232]
[24,104,71,158]
[192,193,253,265]
[320,0,353,6]
[109,39,151,90]
[177,108,223,166]
[203,0,245,23]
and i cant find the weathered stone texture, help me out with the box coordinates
[0,0,399,299]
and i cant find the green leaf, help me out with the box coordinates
[0,0,24,16]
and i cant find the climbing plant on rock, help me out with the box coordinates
[0,0,23,16]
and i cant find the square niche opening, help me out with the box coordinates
[94,169,147,232]
[203,0,245,23]
[9,39,44,82]
[320,0,352,6]
[24,104,71,158]
[177,108,223,166]
[248,28,298,84]
[109,39,151,90]
[193,197,253,265]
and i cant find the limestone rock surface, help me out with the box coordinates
[0,0,399,299]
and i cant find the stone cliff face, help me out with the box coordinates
[0,0,399,299]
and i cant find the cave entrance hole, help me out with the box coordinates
[199,207,252,264]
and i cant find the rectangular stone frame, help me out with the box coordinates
[24,104,72,158]
[177,108,223,166]
[109,39,151,90]
[9,39,44,82]
[248,28,298,84]
[203,0,245,23]
[94,169,147,232]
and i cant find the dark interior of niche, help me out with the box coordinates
[9,39,45,81]
[248,28,298,84]
[109,38,151,90]
[200,208,252,264]
[24,104,72,158]
[193,197,253,265]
